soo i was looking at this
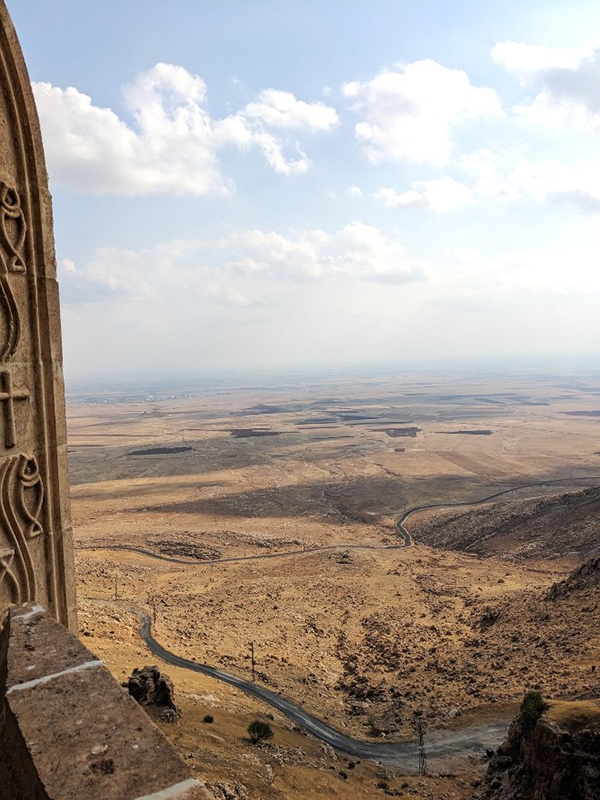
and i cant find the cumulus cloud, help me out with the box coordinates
[343,59,502,165]
[493,40,600,129]
[34,63,338,194]
[242,89,338,130]
[491,41,591,79]
[460,147,600,211]
[374,177,472,213]
[224,222,425,284]
[58,222,425,312]
[213,114,311,175]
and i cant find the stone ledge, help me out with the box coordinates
[0,604,212,800]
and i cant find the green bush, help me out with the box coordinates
[247,719,274,744]
[520,690,548,733]
[203,714,214,724]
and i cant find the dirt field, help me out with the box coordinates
[70,370,600,799]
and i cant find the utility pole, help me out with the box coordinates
[417,719,427,776]
[147,594,157,625]
[249,641,255,682]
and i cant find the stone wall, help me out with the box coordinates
[0,604,212,800]
[0,0,76,629]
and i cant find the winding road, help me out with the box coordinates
[135,609,510,771]
[80,475,600,566]
[84,475,600,771]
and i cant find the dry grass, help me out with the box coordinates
[69,372,600,797]
[547,700,600,732]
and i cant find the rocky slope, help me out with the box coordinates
[548,555,600,599]
[412,486,600,562]
[481,706,600,799]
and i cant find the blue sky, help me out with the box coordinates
[8,1,600,380]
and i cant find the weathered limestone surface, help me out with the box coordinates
[0,0,76,628]
[0,604,212,800]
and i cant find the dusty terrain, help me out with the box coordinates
[69,370,600,799]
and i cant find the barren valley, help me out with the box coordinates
[69,370,600,799]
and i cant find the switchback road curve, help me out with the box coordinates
[86,475,600,769]
[80,475,600,565]
[137,609,510,771]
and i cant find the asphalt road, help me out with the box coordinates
[80,474,600,566]
[90,475,600,769]
[138,611,510,771]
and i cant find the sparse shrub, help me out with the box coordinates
[203,714,214,724]
[247,719,274,744]
[520,690,548,734]
[348,761,356,769]
[377,782,389,791]
[339,770,348,780]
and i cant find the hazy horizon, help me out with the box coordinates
[64,354,600,397]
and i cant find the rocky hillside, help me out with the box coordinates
[481,702,600,799]
[548,556,600,599]
[412,486,600,561]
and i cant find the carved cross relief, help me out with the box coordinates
[0,369,30,449]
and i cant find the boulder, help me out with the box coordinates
[127,665,180,723]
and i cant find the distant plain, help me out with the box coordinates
[70,370,600,798]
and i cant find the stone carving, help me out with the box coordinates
[0,369,30,448]
[0,182,25,362]
[0,454,43,603]
[0,546,17,601]
[0,0,76,628]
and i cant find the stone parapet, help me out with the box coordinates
[0,604,212,800]
[0,0,76,630]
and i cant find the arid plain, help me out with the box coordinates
[69,371,600,799]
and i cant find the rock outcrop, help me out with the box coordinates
[481,711,600,799]
[127,665,180,723]
[548,556,600,600]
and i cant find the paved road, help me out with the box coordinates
[80,475,600,566]
[87,475,600,769]
[395,474,600,542]
[138,610,510,771]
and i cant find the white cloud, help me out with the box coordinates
[34,63,338,193]
[59,221,600,380]
[461,147,600,210]
[347,185,362,198]
[61,258,77,273]
[343,59,502,165]
[443,240,600,299]
[491,41,592,79]
[374,177,472,213]
[58,222,425,312]
[227,222,425,283]
[34,65,225,196]
[493,40,600,130]
[214,114,310,175]
[242,89,338,131]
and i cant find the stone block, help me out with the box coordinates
[0,604,212,800]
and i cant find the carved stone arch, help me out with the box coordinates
[0,1,76,629]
